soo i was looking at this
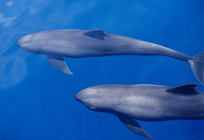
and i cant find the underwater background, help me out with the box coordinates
[0,0,204,140]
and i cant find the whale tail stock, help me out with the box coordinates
[189,51,204,85]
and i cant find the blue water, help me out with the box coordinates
[0,0,204,139]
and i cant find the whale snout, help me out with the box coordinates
[17,34,33,48]
[75,88,91,103]
[75,91,84,103]
[75,87,99,110]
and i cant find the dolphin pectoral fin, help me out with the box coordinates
[48,57,73,75]
[118,116,154,139]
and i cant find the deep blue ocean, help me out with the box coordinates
[0,0,204,140]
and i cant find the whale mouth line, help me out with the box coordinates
[75,94,97,110]
[75,94,82,102]
[86,104,97,110]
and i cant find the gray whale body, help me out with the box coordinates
[76,84,204,138]
[18,29,204,84]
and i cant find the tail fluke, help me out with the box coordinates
[189,51,204,84]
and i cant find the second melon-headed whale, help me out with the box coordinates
[18,29,204,84]
[76,84,204,138]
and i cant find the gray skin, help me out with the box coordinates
[75,84,204,139]
[18,29,189,59]
[17,29,204,84]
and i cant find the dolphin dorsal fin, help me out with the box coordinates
[84,30,108,40]
[167,84,198,94]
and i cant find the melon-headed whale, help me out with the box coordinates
[76,84,204,139]
[17,29,204,84]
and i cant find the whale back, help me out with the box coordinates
[96,84,204,120]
